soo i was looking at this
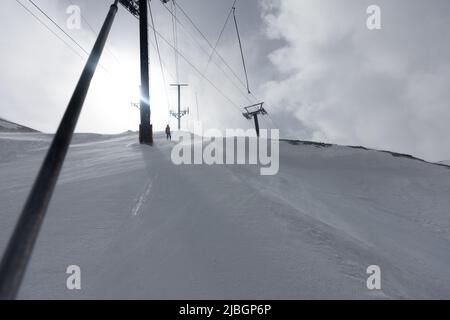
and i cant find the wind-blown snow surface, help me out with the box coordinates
[0,118,37,132]
[0,132,449,299]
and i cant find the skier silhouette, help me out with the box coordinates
[165,124,171,140]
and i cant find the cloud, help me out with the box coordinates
[0,0,258,134]
[260,0,450,161]
[2,0,450,162]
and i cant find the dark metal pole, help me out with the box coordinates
[254,114,260,138]
[0,0,120,300]
[139,0,153,144]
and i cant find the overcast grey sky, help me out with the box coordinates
[1,0,450,162]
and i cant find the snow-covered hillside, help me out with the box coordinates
[0,132,449,299]
[0,118,37,133]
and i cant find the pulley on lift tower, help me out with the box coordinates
[119,0,170,18]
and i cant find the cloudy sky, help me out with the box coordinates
[1,0,449,162]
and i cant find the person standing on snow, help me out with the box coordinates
[165,124,171,140]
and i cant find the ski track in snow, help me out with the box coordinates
[0,132,449,299]
[132,176,156,216]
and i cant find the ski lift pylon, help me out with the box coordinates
[242,102,267,137]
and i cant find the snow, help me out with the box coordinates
[0,132,449,299]
[0,118,36,132]
[0,119,19,130]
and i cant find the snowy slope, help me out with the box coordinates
[0,132,449,299]
[0,118,37,133]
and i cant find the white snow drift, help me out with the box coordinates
[0,132,449,299]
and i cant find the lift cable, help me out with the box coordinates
[123,3,241,114]
[146,22,242,112]
[124,2,184,122]
[14,0,86,61]
[66,0,121,65]
[174,1,250,95]
[118,0,276,128]
[148,0,171,121]
[232,6,251,94]
[170,1,277,128]
[16,0,154,121]
[28,0,90,56]
[198,0,238,88]
[125,7,177,83]
[26,0,111,74]
[122,11,178,82]
[231,5,280,128]
[171,0,180,83]
[161,1,253,105]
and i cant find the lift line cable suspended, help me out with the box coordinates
[179,1,276,126]
[197,0,238,89]
[127,0,277,129]
[124,0,252,121]
[28,0,90,56]
[17,0,118,77]
[146,21,242,112]
[160,3,209,62]
[14,0,86,61]
[171,0,180,83]
[170,1,274,131]
[124,2,183,123]
[173,1,272,129]
[161,1,253,105]
[26,0,111,74]
[120,0,272,128]
[149,0,274,128]
[124,3,241,115]
[229,5,275,117]
[20,0,172,126]
[67,0,97,33]
[204,2,275,125]
[173,1,250,95]
[127,11,177,83]
[147,37,177,83]
[17,0,154,120]
[66,0,122,65]
[232,5,251,94]
[148,0,171,121]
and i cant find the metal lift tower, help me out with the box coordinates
[170,84,189,130]
[119,0,164,144]
[242,102,267,137]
